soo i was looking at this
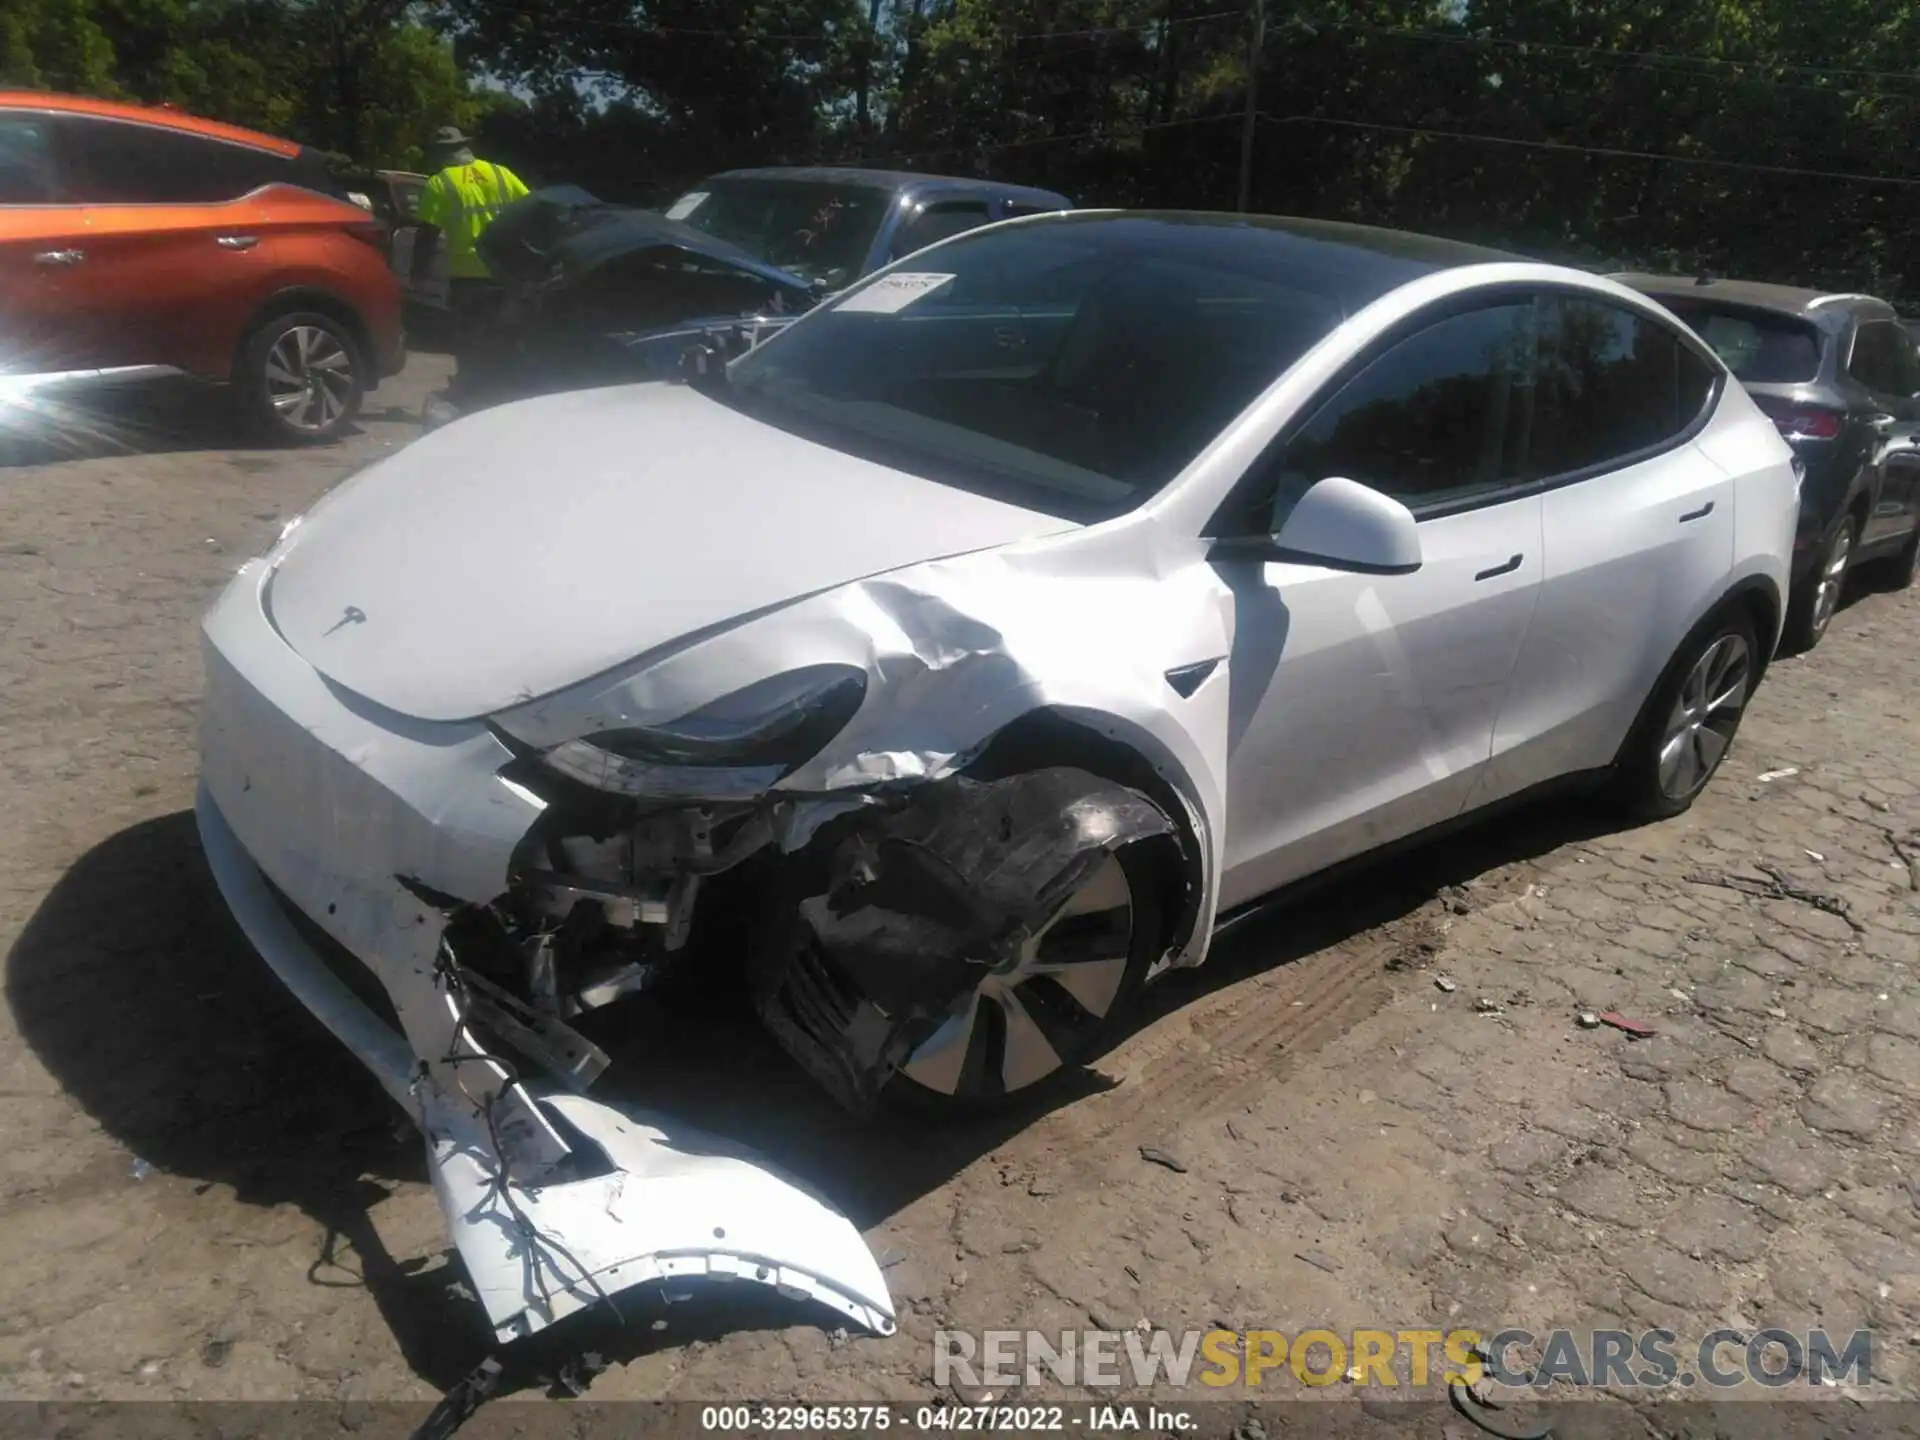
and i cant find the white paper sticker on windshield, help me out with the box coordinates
[836,272,955,314]
[664,191,708,221]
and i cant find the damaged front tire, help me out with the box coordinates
[749,767,1176,1119]
[890,842,1161,1115]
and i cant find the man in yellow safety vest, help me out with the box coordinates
[412,125,529,416]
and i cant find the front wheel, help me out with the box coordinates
[1611,607,1760,822]
[888,843,1163,1117]
[237,311,366,444]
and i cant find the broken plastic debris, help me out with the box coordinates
[410,1354,505,1440]
[1598,1011,1656,1038]
[1576,1011,1601,1029]
[1435,976,1458,993]
[1756,767,1799,783]
[129,1157,154,1181]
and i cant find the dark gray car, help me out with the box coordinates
[665,166,1074,288]
[1620,274,1920,650]
[428,167,1074,424]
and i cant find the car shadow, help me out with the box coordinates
[2,812,479,1385]
[0,377,368,467]
[6,790,1632,1396]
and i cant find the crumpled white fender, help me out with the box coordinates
[434,1095,895,1341]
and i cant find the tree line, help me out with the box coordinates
[8,0,1920,305]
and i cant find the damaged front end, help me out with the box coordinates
[466,185,819,408]
[196,612,905,1348]
[199,525,1216,1352]
[474,659,1181,1116]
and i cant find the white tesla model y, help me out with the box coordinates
[195,211,1798,1345]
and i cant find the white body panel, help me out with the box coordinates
[267,384,1079,722]
[1481,386,1795,803]
[1217,494,1543,907]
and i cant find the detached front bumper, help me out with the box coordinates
[195,561,895,1343]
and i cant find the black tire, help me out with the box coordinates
[886,840,1166,1120]
[1889,523,1920,590]
[1781,512,1857,653]
[1610,604,1761,822]
[235,310,367,444]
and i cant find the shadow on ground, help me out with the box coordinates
[5,792,1632,1395]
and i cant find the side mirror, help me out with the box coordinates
[1213,476,1423,575]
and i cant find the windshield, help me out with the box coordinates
[666,179,890,287]
[718,220,1349,522]
[1661,300,1823,384]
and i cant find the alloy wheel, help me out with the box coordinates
[1810,522,1853,638]
[900,854,1135,1099]
[265,325,355,434]
[1655,631,1752,801]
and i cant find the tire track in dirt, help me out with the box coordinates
[1006,859,1542,1175]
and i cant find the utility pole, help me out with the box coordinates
[1236,0,1265,213]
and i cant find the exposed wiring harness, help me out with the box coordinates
[429,939,626,1329]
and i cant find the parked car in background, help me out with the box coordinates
[0,91,404,442]
[363,169,438,294]
[195,212,1795,1347]
[1620,275,1920,648]
[435,167,1073,421]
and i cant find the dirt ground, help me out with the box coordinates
[2,354,1918,1424]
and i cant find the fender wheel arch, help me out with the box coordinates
[960,708,1207,972]
[232,285,376,381]
[1607,586,1771,784]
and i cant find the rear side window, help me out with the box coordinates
[1849,319,1920,397]
[1265,301,1537,513]
[389,177,423,220]
[57,117,296,204]
[890,200,995,259]
[1663,300,1821,384]
[1531,296,1713,479]
[0,113,58,203]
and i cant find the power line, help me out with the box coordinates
[509,8,1241,47]
[868,106,1920,189]
[1260,112,1920,188]
[881,108,1243,166]
[1322,18,1920,92]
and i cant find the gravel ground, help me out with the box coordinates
[2,355,1917,1428]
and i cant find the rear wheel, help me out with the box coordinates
[1889,522,1919,590]
[889,843,1163,1116]
[1783,513,1856,652]
[237,311,366,444]
[1611,606,1759,821]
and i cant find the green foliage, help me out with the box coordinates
[10,0,1920,303]
[1,0,478,165]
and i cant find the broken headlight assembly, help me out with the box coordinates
[536,665,867,801]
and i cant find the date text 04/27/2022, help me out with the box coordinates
[697,1404,1197,1431]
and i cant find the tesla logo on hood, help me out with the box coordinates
[322,605,367,636]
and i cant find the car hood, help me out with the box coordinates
[479,185,818,300]
[266,384,1076,722]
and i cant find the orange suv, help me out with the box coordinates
[0,92,405,443]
